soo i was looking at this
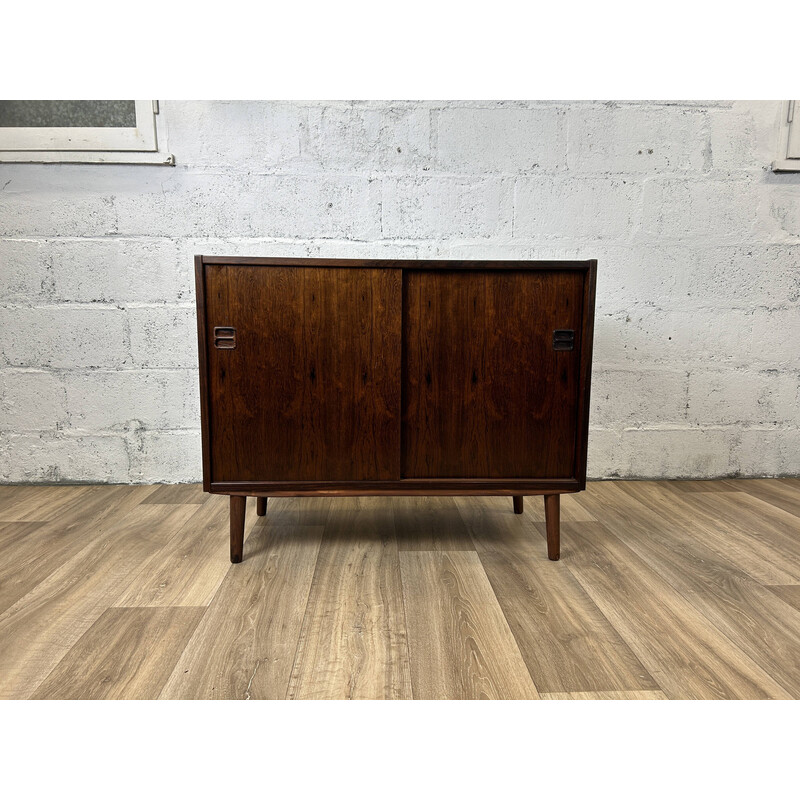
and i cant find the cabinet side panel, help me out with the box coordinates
[195,256,212,491]
[402,269,584,478]
[205,266,401,482]
[574,260,597,486]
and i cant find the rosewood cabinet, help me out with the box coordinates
[195,256,597,563]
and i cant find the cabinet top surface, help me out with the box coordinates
[197,255,596,270]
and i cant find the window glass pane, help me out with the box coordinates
[0,101,136,128]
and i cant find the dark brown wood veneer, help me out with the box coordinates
[195,256,597,562]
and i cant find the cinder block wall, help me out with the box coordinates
[1,100,798,482]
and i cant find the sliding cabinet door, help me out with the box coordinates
[204,266,402,482]
[402,269,584,478]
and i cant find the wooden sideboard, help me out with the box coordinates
[194,256,597,562]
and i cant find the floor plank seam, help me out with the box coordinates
[284,525,329,700]
[455,500,546,698]
[557,520,794,700]
[392,517,419,701]
[580,511,800,698]
[3,481,800,700]
[472,548,548,697]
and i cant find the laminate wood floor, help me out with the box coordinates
[1,480,798,700]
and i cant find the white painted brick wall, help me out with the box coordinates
[514,177,642,240]
[382,177,511,238]
[0,306,129,368]
[0,99,798,482]
[566,106,708,174]
[62,369,199,431]
[436,107,565,173]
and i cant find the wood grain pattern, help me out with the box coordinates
[545,494,560,560]
[575,480,800,586]
[726,478,800,518]
[160,503,325,699]
[522,491,597,523]
[621,481,800,585]
[542,691,668,700]
[250,495,333,528]
[573,260,597,486]
[767,586,800,613]
[1,479,798,700]
[0,521,44,551]
[584,483,800,697]
[141,483,209,505]
[0,485,157,616]
[230,494,246,563]
[660,480,742,494]
[0,522,47,553]
[287,499,412,699]
[195,254,213,489]
[402,269,583,478]
[114,494,239,607]
[204,265,402,482]
[0,485,36,505]
[559,521,793,699]
[195,259,597,563]
[0,485,90,522]
[0,502,197,698]
[456,496,658,694]
[200,256,593,270]
[399,550,540,699]
[392,495,475,551]
[33,607,205,700]
[211,478,582,494]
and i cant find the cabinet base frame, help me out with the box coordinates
[211,478,582,495]
[226,491,565,564]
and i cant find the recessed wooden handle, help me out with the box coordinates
[552,330,574,351]
[214,326,236,349]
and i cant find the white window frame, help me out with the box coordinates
[0,100,174,165]
[772,100,800,172]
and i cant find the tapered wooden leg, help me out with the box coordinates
[544,494,560,561]
[230,495,246,563]
[513,495,524,514]
[256,496,268,516]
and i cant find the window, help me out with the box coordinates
[0,100,174,165]
[772,100,800,172]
